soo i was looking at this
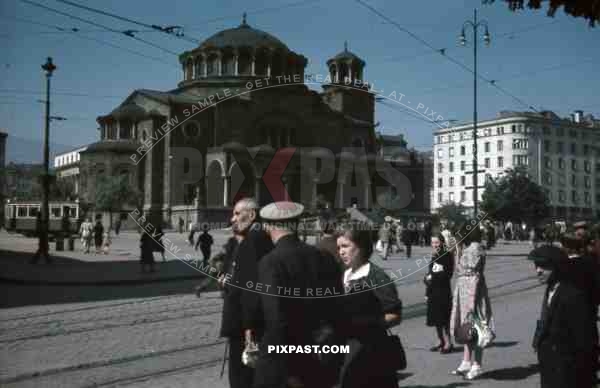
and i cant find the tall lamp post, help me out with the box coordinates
[33,57,56,264]
[459,9,490,217]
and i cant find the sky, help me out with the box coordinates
[0,0,598,158]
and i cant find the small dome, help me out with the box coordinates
[327,42,365,66]
[199,14,288,51]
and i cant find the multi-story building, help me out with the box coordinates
[4,162,44,200]
[53,146,88,197]
[433,110,600,221]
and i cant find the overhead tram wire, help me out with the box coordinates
[185,0,323,27]
[52,0,199,44]
[353,0,540,112]
[19,0,181,56]
[2,15,178,68]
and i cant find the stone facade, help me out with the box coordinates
[79,18,429,228]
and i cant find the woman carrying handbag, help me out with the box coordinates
[450,221,494,380]
[336,223,404,388]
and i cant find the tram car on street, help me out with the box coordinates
[4,201,80,237]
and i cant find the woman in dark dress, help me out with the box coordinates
[337,223,403,388]
[424,234,454,353]
[93,220,104,254]
[140,231,155,272]
[154,226,166,262]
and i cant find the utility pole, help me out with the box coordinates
[33,57,56,264]
[460,9,490,217]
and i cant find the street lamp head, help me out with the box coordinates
[459,28,467,46]
[483,27,491,46]
[41,57,56,76]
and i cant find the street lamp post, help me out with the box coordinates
[33,57,56,264]
[460,9,490,217]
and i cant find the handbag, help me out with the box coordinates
[454,312,477,345]
[375,239,384,253]
[378,331,407,372]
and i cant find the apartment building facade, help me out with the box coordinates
[432,110,600,221]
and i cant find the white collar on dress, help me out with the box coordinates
[344,262,370,285]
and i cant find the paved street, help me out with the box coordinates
[0,234,555,388]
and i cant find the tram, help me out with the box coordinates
[4,201,80,237]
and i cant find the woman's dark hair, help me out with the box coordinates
[456,220,482,246]
[431,233,447,256]
[338,222,373,259]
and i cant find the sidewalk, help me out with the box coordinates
[0,230,231,286]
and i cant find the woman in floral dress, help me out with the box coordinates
[450,222,494,380]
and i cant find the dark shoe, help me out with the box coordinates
[440,345,454,354]
[429,344,443,352]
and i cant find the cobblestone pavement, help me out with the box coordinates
[0,241,558,387]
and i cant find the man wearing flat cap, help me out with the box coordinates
[253,201,345,388]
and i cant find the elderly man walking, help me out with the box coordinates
[218,197,274,388]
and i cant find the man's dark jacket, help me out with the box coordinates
[253,234,345,388]
[534,270,596,388]
[220,227,274,338]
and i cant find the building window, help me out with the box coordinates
[558,141,565,153]
[556,127,564,137]
[558,158,565,169]
[569,130,577,138]
[449,162,454,172]
[583,144,589,156]
[584,192,591,204]
[544,157,552,168]
[571,159,577,171]
[570,143,577,154]
[497,140,503,152]
[437,163,443,173]
[484,158,490,168]
[558,190,566,203]
[497,156,503,168]
[543,127,550,135]
[571,175,577,186]
[449,192,455,202]
[544,140,551,153]
[572,190,578,203]
[544,189,552,201]
[438,178,443,188]
[584,176,591,188]
[461,176,466,186]
[449,147,454,157]
[450,177,454,187]
[543,173,552,185]
[558,175,566,186]
[584,161,591,173]
[460,146,465,156]
[484,142,490,152]
[438,193,443,203]
[513,155,529,166]
[437,148,444,159]
[513,139,528,149]
[460,161,465,171]
[511,125,516,133]
[460,191,466,202]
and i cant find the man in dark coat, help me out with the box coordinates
[531,236,597,388]
[219,197,274,388]
[253,201,345,388]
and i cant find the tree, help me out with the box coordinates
[94,175,143,229]
[484,0,599,27]
[480,167,550,224]
[49,178,76,201]
[436,202,469,228]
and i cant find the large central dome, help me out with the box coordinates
[199,17,288,51]
[178,14,307,85]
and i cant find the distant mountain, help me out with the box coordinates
[5,136,82,164]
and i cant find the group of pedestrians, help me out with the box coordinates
[377,216,421,260]
[79,217,111,254]
[214,198,404,388]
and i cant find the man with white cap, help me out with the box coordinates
[253,201,345,388]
